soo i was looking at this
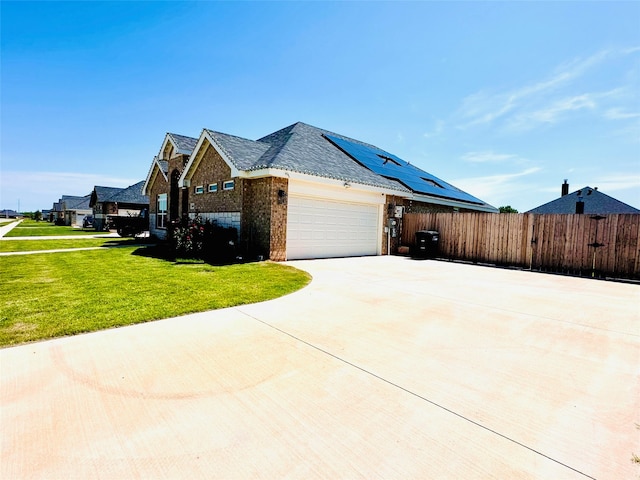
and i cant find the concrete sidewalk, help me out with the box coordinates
[0,219,22,237]
[1,256,638,479]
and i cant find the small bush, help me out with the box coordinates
[168,215,238,262]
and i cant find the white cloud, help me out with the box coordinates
[593,174,640,192]
[455,48,638,132]
[507,94,597,130]
[452,167,542,207]
[461,151,519,163]
[604,108,640,120]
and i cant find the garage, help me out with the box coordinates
[286,195,381,260]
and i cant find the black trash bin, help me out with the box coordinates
[414,230,439,258]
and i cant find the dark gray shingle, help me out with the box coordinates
[526,187,640,214]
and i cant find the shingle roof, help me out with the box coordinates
[61,194,91,210]
[92,186,123,203]
[206,130,271,170]
[167,133,198,155]
[184,121,495,210]
[158,159,169,176]
[526,186,640,214]
[206,122,408,192]
[108,181,149,205]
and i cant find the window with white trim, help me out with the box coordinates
[194,185,204,194]
[208,183,218,193]
[223,180,234,191]
[157,193,167,229]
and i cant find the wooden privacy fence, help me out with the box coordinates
[402,212,640,279]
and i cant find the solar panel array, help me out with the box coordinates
[324,135,484,205]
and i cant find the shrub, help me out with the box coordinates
[168,215,238,262]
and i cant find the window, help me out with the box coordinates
[223,180,234,191]
[157,193,167,229]
[194,185,204,194]
[208,183,218,193]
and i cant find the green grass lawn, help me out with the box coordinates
[0,246,311,347]
[0,238,136,253]
[5,219,103,237]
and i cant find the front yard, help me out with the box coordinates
[0,246,311,347]
[4,219,105,237]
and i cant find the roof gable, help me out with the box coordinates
[142,156,169,195]
[161,132,198,158]
[526,187,640,214]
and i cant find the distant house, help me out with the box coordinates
[89,181,149,231]
[527,180,640,215]
[144,121,496,260]
[50,201,64,223]
[1,209,23,219]
[60,195,92,227]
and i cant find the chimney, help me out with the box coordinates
[562,179,569,196]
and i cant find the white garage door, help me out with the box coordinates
[286,196,380,260]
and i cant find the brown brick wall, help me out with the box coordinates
[189,144,242,215]
[269,177,288,261]
[147,154,189,216]
[240,176,289,261]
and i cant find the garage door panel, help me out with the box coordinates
[287,196,379,260]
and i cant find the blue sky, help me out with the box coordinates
[1,1,639,213]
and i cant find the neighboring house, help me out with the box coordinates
[144,121,497,260]
[89,181,149,231]
[1,209,23,219]
[527,180,640,215]
[50,201,64,223]
[60,194,92,227]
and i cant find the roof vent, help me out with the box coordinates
[562,179,569,196]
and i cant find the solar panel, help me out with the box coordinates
[324,135,484,205]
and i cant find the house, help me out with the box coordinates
[48,195,91,225]
[89,181,149,231]
[49,201,64,223]
[143,122,497,260]
[1,209,23,219]
[526,180,640,215]
[60,194,92,227]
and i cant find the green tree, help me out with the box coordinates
[499,205,518,213]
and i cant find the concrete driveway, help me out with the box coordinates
[1,256,638,479]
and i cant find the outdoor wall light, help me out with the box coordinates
[278,189,287,204]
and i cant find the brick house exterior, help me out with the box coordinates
[143,133,198,239]
[144,122,497,261]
